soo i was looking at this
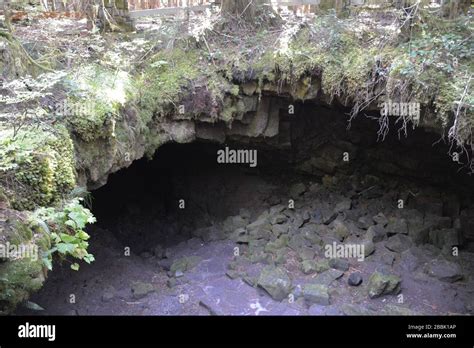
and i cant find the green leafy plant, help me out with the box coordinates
[31,198,96,271]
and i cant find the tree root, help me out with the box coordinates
[0,29,54,73]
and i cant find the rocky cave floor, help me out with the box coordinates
[15,143,474,316]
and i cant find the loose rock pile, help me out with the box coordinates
[189,172,473,313]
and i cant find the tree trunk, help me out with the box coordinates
[221,0,272,21]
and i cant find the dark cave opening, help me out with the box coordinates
[91,141,281,252]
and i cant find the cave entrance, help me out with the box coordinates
[19,103,474,316]
[91,141,293,254]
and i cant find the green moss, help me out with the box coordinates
[10,221,33,245]
[136,48,201,126]
[0,214,50,314]
[241,21,376,102]
[67,100,116,143]
[0,187,9,208]
[0,125,76,211]
[64,65,131,142]
[434,68,473,129]
[0,257,45,314]
[230,84,240,96]
[385,20,473,142]
[221,104,238,123]
[223,14,472,145]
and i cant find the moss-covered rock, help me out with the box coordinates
[302,283,330,305]
[367,271,401,298]
[130,281,155,300]
[0,125,76,211]
[0,210,50,314]
[257,265,292,301]
[169,256,202,277]
[65,65,132,143]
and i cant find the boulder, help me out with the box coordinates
[288,234,308,251]
[289,183,307,198]
[298,246,317,261]
[367,271,401,298]
[313,259,330,273]
[400,247,429,272]
[373,213,388,226]
[342,304,377,315]
[271,214,288,225]
[361,239,375,257]
[423,259,463,283]
[169,256,202,277]
[300,225,323,245]
[271,223,289,237]
[248,247,269,263]
[357,215,373,229]
[313,269,344,286]
[386,218,408,235]
[331,220,350,241]
[302,284,330,305]
[239,208,251,219]
[131,281,155,300]
[249,224,273,240]
[229,215,249,230]
[102,287,115,302]
[348,273,363,286]
[247,214,269,231]
[269,204,286,216]
[231,227,248,243]
[385,234,412,253]
[381,252,396,266]
[334,199,352,213]
[366,225,387,242]
[257,266,292,301]
[301,260,318,275]
[405,212,429,245]
[329,258,349,272]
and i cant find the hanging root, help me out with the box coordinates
[447,74,473,173]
